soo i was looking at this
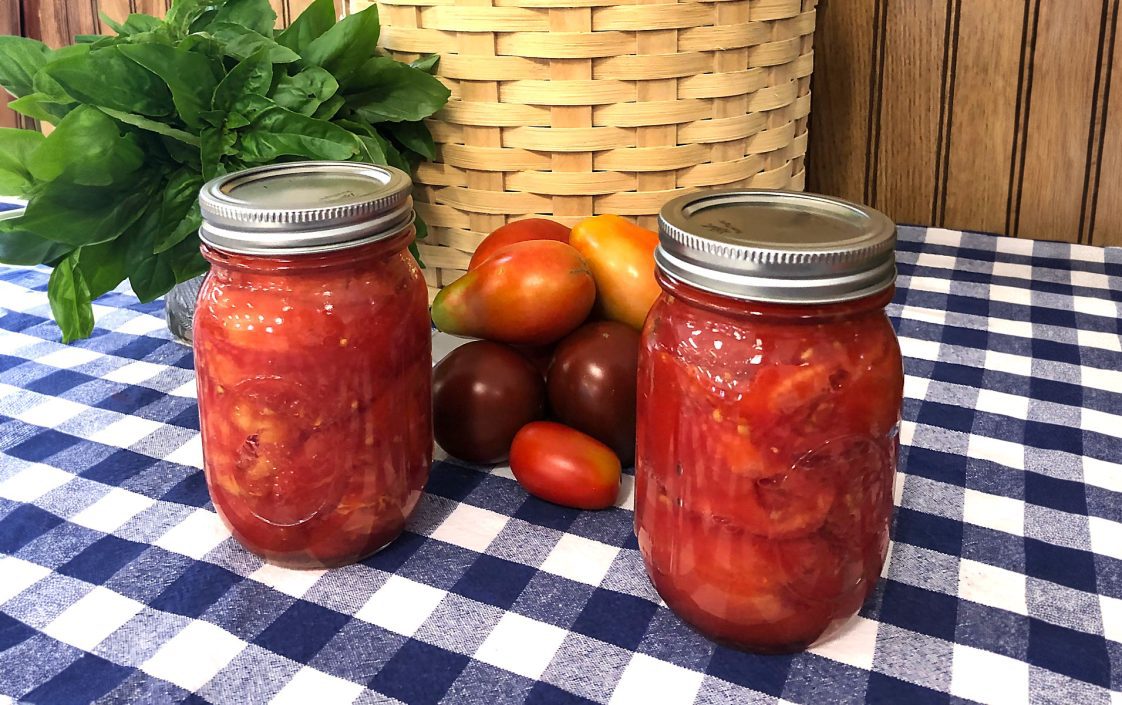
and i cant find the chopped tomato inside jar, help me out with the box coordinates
[636,275,902,652]
[194,229,432,568]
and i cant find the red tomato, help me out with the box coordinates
[431,241,596,345]
[509,421,622,509]
[468,218,571,271]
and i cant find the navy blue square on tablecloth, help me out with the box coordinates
[0,226,1119,705]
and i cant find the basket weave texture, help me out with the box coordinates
[355,0,817,300]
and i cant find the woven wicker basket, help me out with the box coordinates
[356,0,817,300]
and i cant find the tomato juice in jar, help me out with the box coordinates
[194,162,432,568]
[636,190,903,652]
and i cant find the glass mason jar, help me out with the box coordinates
[193,162,432,568]
[635,191,903,652]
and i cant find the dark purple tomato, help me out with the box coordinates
[433,341,545,464]
[546,321,640,466]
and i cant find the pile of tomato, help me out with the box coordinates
[430,216,662,508]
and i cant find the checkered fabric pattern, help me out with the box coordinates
[0,226,1119,705]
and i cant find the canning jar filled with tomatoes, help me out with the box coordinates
[636,191,903,652]
[194,162,432,568]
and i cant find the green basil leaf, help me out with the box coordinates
[161,134,202,169]
[74,34,105,44]
[200,126,233,179]
[43,46,174,117]
[120,14,165,35]
[208,23,301,63]
[301,4,379,83]
[75,239,128,299]
[122,198,178,302]
[165,224,208,282]
[0,219,70,265]
[153,171,204,253]
[166,0,225,37]
[311,93,344,120]
[21,182,152,247]
[49,253,95,343]
[410,53,439,74]
[118,44,221,128]
[99,12,127,35]
[213,0,276,36]
[8,92,72,124]
[345,56,449,122]
[230,94,275,124]
[0,128,45,196]
[99,107,201,146]
[28,106,144,186]
[387,120,434,160]
[239,106,358,162]
[270,66,337,116]
[354,134,386,164]
[277,0,337,53]
[177,33,224,62]
[213,48,272,113]
[129,253,177,303]
[0,36,52,99]
[413,213,428,240]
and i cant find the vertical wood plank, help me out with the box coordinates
[873,0,947,224]
[805,0,875,205]
[98,0,132,32]
[1015,0,1102,242]
[941,0,1025,235]
[1090,0,1122,245]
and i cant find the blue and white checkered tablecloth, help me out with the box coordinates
[0,226,1119,705]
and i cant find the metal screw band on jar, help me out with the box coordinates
[198,161,414,256]
[656,190,897,304]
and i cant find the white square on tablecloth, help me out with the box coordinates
[1088,516,1122,562]
[974,389,1030,420]
[87,415,165,449]
[957,558,1027,616]
[905,276,953,295]
[1070,270,1113,290]
[41,586,145,651]
[428,503,508,553]
[142,620,247,692]
[70,487,156,534]
[914,252,958,271]
[1073,295,1118,319]
[36,346,102,369]
[540,534,621,587]
[155,508,230,559]
[987,317,1035,340]
[15,396,88,428]
[1077,329,1122,353]
[168,380,198,399]
[898,337,941,362]
[1082,408,1122,439]
[356,575,446,637]
[983,350,1033,378]
[1099,594,1122,643]
[165,434,203,469]
[103,361,167,385]
[475,612,568,680]
[0,463,73,502]
[0,556,52,605]
[962,488,1025,536]
[967,435,1026,471]
[609,653,705,705]
[988,285,1033,307]
[269,666,363,705]
[0,329,38,354]
[616,473,635,511]
[113,314,168,337]
[249,564,327,600]
[991,261,1034,281]
[950,643,1029,705]
[808,616,879,671]
[1083,457,1122,494]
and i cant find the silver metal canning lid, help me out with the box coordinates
[198,161,414,255]
[656,189,897,303]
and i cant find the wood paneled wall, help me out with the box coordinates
[6,0,1122,244]
[808,0,1122,245]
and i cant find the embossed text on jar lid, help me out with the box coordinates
[657,190,897,303]
[198,161,413,255]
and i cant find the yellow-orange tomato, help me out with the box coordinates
[431,240,596,345]
[469,218,571,271]
[569,215,660,330]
